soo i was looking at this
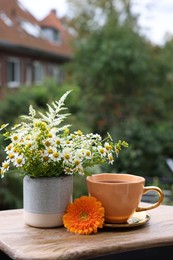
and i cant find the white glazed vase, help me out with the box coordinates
[23,175,73,228]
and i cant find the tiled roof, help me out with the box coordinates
[40,9,64,31]
[0,0,73,60]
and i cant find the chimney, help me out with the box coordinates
[51,9,57,16]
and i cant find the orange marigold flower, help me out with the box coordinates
[63,196,105,235]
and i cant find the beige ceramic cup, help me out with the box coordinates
[86,173,164,223]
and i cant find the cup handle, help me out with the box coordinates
[136,186,164,212]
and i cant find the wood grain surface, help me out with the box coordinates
[0,203,173,260]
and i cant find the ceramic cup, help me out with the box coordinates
[86,173,164,224]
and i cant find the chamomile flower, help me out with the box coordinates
[73,158,80,166]
[63,148,72,163]
[13,156,25,167]
[104,142,112,152]
[64,167,74,175]
[41,150,50,162]
[50,151,62,162]
[75,165,84,176]
[43,139,52,147]
[11,133,21,143]
[7,153,15,161]
[55,137,62,146]
[108,153,114,164]
[5,144,13,153]
[1,160,10,172]
[47,147,54,156]
[85,149,92,159]
[98,146,106,157]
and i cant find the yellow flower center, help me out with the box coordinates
[80,212,88,220]
[86,151,91,156]
[9,154,14,159]
[7,145,12,150]
[109,155,113,161]
[17,158,22,164]
[75,160,80,165]
[53,152,59,158]
[100,148,104,154]
[3,163,9,169]
[13,136,18,141]
[45,141,51,147]
[48,148,53,154]
[65,168,71,173]
[13,147,18,153]
[65,154,70,160]
[56,140,61,145]
[105,144,111,150]
[43,156,49,162]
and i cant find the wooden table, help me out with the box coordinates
[0,203,173,260]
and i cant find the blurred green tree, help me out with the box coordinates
[65,0,173,178]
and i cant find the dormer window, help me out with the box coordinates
[53,29,59,42]
[21,21,41,37]
[0,12,13,26]
[41,27,61,43]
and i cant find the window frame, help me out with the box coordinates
[33,61,44,84]
[7,57,21,88]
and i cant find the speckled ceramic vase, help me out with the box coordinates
[23,175,73,228]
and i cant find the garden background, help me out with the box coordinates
[0,0,173,209]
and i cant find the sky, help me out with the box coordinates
[132,0,173,45]
[19,0,173,46]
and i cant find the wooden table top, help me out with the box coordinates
[0,203,173,260]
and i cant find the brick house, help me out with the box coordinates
[0,0,73,98]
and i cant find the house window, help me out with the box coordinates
[7,57,21,88]
[53,29,59,42]
[34,61,44,84]
[47,64,63,84]
[41,28,61,43]
[26,63,32,85]
[53,65,61,83]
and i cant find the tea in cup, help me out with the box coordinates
[86,173,164,223]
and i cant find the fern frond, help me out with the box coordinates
[38,90,72,127]
[20,105,36,122]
